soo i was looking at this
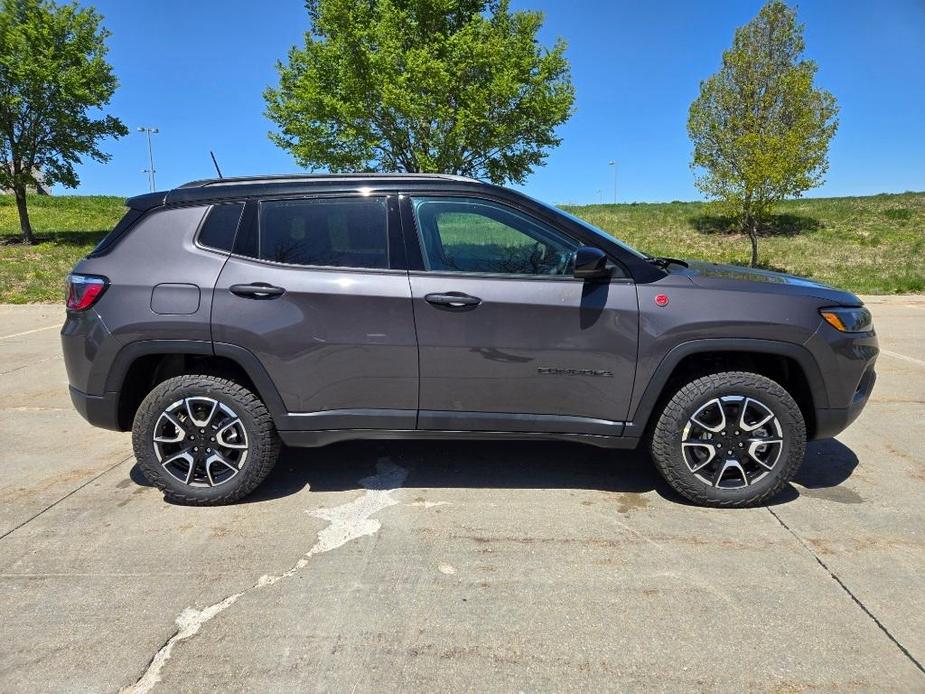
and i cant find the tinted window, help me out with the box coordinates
[412,197,579,276]
[257,198,388,268]
[198,203,244,252]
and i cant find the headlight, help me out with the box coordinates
[819,306,873,333]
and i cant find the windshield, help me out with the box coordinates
[528,196,650,259]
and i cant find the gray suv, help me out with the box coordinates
[61,174,878,507]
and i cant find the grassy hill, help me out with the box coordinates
[1,195,125,303]
[1,191,922,303]
[563,192,924,294]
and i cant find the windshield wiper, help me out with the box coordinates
[646,255,688,269]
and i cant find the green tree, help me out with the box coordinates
[265,0,574,184]
[0,0,126,244]
[687,0,838,267]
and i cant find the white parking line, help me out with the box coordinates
[881,349,925,367]
[0,324,59,341]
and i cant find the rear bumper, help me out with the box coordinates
[68,386,121,431]
[62,308,126,430]
[61,308,123,394]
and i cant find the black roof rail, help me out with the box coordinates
[126,172,493,208]
[176,172,481,189]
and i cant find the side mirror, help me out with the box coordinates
[573,246,612,280]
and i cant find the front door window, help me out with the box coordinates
[411,197,579,276]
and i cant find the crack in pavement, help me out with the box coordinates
[122,459,409,694]
[767,507,925,677]
[0,354,59,377]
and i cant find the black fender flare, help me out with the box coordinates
[625,338,827,438]
[101,339,289,422]
[213,342,288,421]
[98,339,211,395]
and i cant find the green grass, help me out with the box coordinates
[0,191,923,302]
[562,192,925,294]
[0,195,125,303]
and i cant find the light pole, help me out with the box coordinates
[138,127,159,192]
[608,160,617,204]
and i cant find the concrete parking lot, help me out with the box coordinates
[0,297,923,693]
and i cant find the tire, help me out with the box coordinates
[649,371,806,508]
[132,375,280,505]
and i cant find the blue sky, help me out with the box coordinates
[63,0,924,204]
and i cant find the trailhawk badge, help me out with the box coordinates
[537,367,614,377]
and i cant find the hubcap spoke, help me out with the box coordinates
[690,398,727,433]
[681,441,717,472]
[215,419,248,449]
[205,451,240,487]
[713,458,749,488]
[184,397,219,428]
[739,398,775,432]
[746,438,783,470]
[153,411,187,443]
[160,450,195,484]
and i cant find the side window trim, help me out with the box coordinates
[386,195,408,271]
[233,199,259,258]
[398,194,426,271]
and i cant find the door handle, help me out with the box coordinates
[229,283,286,299]
[424,292,481,309]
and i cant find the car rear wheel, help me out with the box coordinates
[132,375,280,505]
[649,371,806,507]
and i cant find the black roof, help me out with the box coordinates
[125,173,490,210]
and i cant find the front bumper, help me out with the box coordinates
[68,386,121,431]
[813,366,876,439]
[804,315,879,439]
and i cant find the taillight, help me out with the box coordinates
[66,274,109,311]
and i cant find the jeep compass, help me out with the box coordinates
[61,174,878,506]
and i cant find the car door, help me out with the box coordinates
[211,193,418,431]
[403,195,638,436]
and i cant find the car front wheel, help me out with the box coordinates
[649,371,806,507]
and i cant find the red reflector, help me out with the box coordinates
[655,294,669,307]
[66,274,108,311]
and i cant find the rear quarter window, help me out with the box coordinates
[197,202,245,252]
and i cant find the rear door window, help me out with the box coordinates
[255,197,389,269]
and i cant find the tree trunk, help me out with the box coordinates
[14,185,34,245]
[747,219,759,267]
